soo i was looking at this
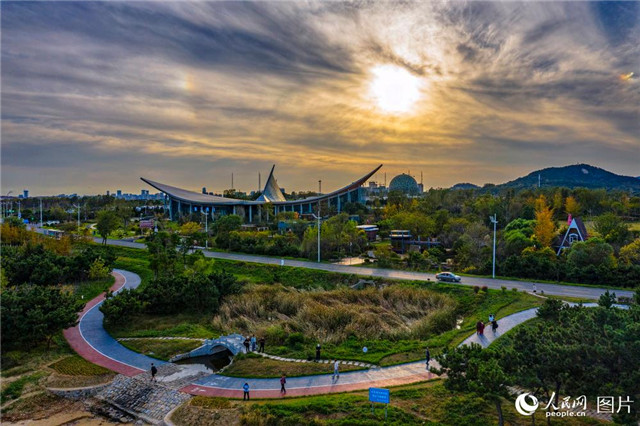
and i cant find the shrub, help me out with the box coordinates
[473,286,480,294]
[501,286,507,292]
[481,286,488,292]
[286,332,305,347]
[88,258,110,280]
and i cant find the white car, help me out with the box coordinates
[435,272,461,283]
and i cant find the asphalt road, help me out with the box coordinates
[97,238,635,300]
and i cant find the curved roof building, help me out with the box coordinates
[142,164,382,222]
[389,174,420,195]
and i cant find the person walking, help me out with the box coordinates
[488,314,495,323]
[280,374,287,394]
[250,335,257,352]
[243,337,250,354]
[315,344,321,362]
[479,321,485,335]
[150,363,158,382]
[258,337,265,353]
[243,382,250,400]
[533,283,537,293]
[476,321,482,335]
[425,347,431,370]
[332,360,340,381]
[491,319,498,332]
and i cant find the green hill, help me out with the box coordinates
[498,164,640,191]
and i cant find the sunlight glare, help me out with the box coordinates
[369,65,423,114]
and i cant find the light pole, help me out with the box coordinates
[311,212,321,263]
[489,214,498,279]
[40,198,43,228]
[17,201,21,219]
[73,203,81,230]
[3,191,13,221]
[201,208,209,249]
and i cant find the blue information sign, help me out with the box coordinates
[369,388,390,404]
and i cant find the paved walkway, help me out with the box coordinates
[66,269,629,399]
[95,238,634,300]
[64,269,164,376]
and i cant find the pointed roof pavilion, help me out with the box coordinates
[256,165,286,202]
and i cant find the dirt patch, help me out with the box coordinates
[46,373,115,389]
[171,404,241,426]
[1,392,84,423]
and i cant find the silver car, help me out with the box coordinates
[435,272,461,283]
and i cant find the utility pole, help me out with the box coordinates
[73,203,81,230]
[40,199,43,228]
[17,201,21,219]
[490,214,498,279]
[318,180,322,263]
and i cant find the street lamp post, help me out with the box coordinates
[73,203,81,230]
[489,214,498,279]
[40,198,43,228]
[201,209,209,249]
[311,212,321,263]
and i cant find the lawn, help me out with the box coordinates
[72,276,114,302]
[48,355,111,376]
[118,338,203,361]
[105,313,220,339]
[220,353,365,378]
[171,380,606,426]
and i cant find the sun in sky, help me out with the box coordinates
[369,65,424,114]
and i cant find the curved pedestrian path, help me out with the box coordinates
[66,269,628,399]
[64,269,165,376]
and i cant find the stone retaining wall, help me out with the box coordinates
[47,382,111,400]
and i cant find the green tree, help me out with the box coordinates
[1,285,82,349]
[96,210,120,244]
[146,231,181,278]
[597,290,617,308]
[619,239,640,265]
[390,211,435,239]
[593,213,631,249]
[566,237,616,270]
[433,344,510,426]
[214,215,243,248]
[301,213,366,260]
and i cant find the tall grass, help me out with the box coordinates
[212,285,458,343]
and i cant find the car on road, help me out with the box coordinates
[435,272,461,283]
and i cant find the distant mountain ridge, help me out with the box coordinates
[498,164,640,191]
[451,182,480,190]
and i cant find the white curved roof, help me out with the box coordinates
[141,164,382,206]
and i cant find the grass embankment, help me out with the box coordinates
[119,339,203,361]
[221,353,365,378]
[171,380,605,426]
[71,276,115,302]
[49,355,111,376]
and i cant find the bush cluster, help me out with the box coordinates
[1,244,115,286]
[100,271,242,326]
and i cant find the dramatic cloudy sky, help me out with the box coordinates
[2,1,639,195]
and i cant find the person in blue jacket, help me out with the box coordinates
[243,382,250,400]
